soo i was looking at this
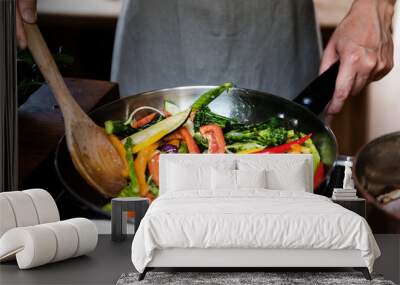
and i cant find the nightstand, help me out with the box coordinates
[111,197,150,242]
[331,198,366,218]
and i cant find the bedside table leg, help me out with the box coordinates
[138,268,148,281]
[354,267,371,280]
[134,202,149,235]
[111,200,127,242]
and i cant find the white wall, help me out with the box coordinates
[367,3,400,141]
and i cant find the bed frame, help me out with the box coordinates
[138,248,371,280]
[138,154,372,281]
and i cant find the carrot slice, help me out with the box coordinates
[179,127,200,153]
[131,112,158,129]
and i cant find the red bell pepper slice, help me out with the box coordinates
[256,133,312,154]
[179,127,200,153]
[200,124,226,153]
[313,162,325,189]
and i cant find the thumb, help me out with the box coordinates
[319,41,338,75]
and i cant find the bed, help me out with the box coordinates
[131,154,380,280]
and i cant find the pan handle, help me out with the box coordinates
[293,61,340,115]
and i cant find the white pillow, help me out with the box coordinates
[237,154,312,192]
[211,169,268,190]
[266,162,308,192]
[167,162,211,191]
[211,168,237,190]
[236,169,267,189]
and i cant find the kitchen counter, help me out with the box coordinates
[37,0,352,27]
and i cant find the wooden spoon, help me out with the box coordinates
[24,23,127,197]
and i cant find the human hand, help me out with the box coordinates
[16,0,37,49]
[320,0,395,115]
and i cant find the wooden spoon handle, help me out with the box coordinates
[23,23,84,121]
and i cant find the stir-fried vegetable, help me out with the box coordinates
[313,162,325,188]
[225,127,287,147]
[225,142,266,153]
[120,83,232,154]
[164,100,181,115]
[131,112,158,129]
[193,107,239,132]
[178,142,189,153]
[193,132,209,149]
[257,133,312,154]
[224,117,288,147]
[160,143,179,153]
[123,138,139,195]
[102,84,327,211]
[124,106,164,126]
[191,82,233,112]
[147,152,160,186]
[104,120,136,138]
[148,179,159,197]
[165,100,195,135]
[134,142,160,196]
[200,124,226,153]
[304,137,321,172]
[122,108,191,153]
[108,134,129,178]
[179,127,200,153]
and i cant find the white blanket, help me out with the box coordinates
[131,190,380,272]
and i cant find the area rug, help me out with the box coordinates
[116,272,396,285]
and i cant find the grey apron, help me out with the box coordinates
[111,0,321,99]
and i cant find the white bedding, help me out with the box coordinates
[131,190,380,273]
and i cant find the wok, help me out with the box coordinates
[55,63,339,217]
[354,132,400,233]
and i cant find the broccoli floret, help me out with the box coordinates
[193,107,241,131]
[225,126,287,147]
[257,127,287,146]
